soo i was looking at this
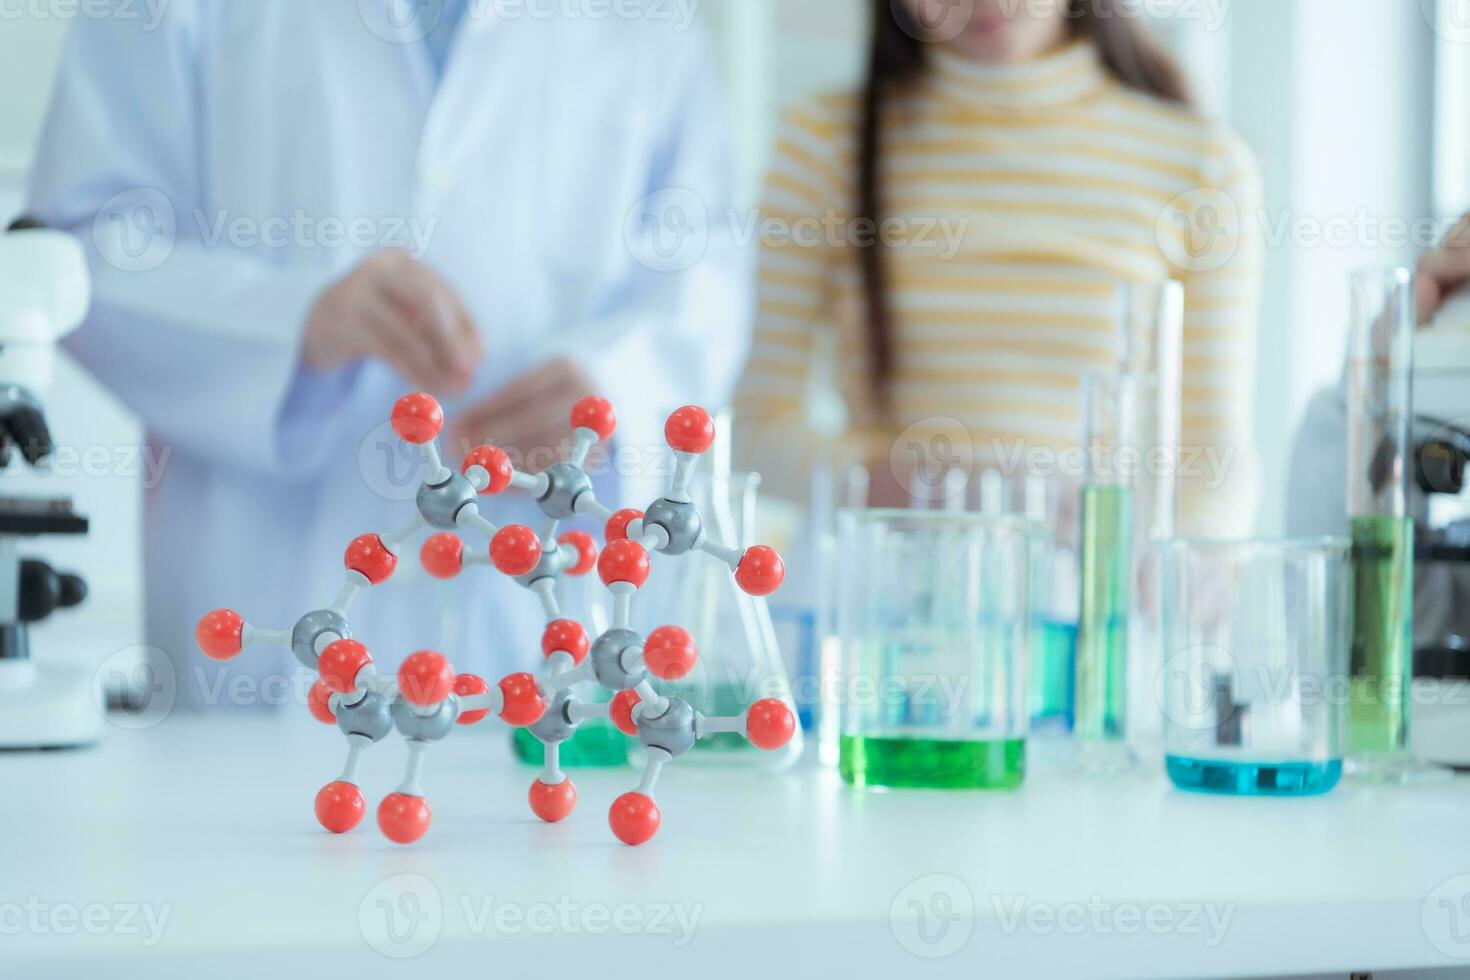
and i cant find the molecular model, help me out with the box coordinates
[194,392,794,846]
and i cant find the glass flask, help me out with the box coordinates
[1160,538,1349,796]
[1344,267,1423,781]
[512,547,634,767]
[837,510,1038,790]
[639,411,802,770]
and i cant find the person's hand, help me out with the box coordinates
[449,357,600,466]
[1417,212,1470,324]
[303,249,482,394]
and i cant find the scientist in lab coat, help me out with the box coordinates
[1287,218,1470,637]
[26,0,751,707]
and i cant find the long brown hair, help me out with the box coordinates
[859,0,1192,411]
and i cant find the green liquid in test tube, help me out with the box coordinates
[1073,366,1139,770]
[1075,483,1132,743]
[1347,514,1415,756]
[1343,267,1432,780]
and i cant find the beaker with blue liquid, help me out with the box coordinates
[1159,538,1349,796]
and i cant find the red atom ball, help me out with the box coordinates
[604,508,643,543]
[598,539,650,589]
[318,639,373,694]
[196,609,244,661]
[558,531,598,576]
[491,525,542,577]
[746,698,796,750]
[345,533,397,585]
[391,392,444,445]
[398,650,454,707]
[541,619,590,665]
[377,793,432,845]
[463,445,513,495]
[665,406,715,455]
[308,681,337,724]
[735,545,786,597]
[608,792,661,846]
[498,672,548,727]
[610,689,642,736]
[315,781,365,834]
[420,533,465,580]
[570,396,617,442]
[454,673,490,725]
[643,626,698,681]
[529,778,578,823]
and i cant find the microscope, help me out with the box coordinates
[1409,291,1470,768]
[0,219,95,748]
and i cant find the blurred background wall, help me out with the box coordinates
[0,0,1454,642]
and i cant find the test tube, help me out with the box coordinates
[1116,282,1184,747]
[1344,267,1419,779]
[1074,369,1138,772]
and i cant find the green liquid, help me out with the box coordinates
[1075,484,1131,743]
[512,718,632,767]
[839,734,1024,789]
[1348,514,1414,756]
[665,680,759,753]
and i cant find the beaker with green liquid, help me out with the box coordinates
[836,510,1038,790]
[1344,267,1420,780]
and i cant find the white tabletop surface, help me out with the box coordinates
[3,711,1470,979]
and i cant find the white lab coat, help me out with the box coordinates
[27,1,752,707]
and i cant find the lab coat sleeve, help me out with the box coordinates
[550,26,753,464]
[25,4,353,480]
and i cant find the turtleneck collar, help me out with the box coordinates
[924,39,1110,111]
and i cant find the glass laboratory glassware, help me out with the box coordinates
[1344,267,1420,781]
[1160,538,1349,796]
[512,549,632,766]
[837,510,1038,790]
[643,411,803,770]
[1024,475,1079,731]
[1075,369,1138,772]
[1115,281,1184,749]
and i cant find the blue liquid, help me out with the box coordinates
[1166,756,1342,796]
[1030,618,1077,730]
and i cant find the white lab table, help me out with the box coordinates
[2,711,1469,979]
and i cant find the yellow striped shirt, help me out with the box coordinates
[734,40,1263,534]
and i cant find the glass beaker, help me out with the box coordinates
[1160,538,1349,796]
[836,510,1038,790]
[1344,267,1419,780]
[642,411,803,770]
